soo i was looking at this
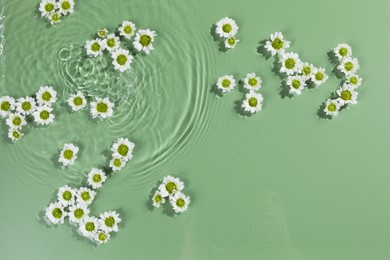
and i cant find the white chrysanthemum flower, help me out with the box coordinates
[333,43,352,61]
[33,106,55,125]
[310,67,328,86]
[118,20,136,39]
[94,231,111,245]
[6,113,27,129]
[79,216,100,238]
[48,12,62,25]
[39,0,57,17]
[264,32,290,56]
[243,73,262,91]
[279,52,301,75]
[97,28,108,38]
[57,185,76,207]
[76,187,96,206]
[58,0,75,15]
[324,99,341,117]
[337,57,360,76]
[300,62,315,80]
[67,92,87,112]
[346,74,363,88]
[158,175,184,197]
[99,211,121,233]
[242,91,263,114]
[287,75,307,95]
[336,83,358,106]
[170,192,191,214]
[109,157,127,172]
[45,202,67,225]
[36,86,57,106]
[104,33,120,52]
[0,96,15,118]
[16,97,36,115]
[215,17,238,38]
[85,39,105,57]
[111,48,133,72]
[87,168,107,189]
[111,137,135,160]
[58,143,79,166]
[216,75,236,93]
[224,37,239,49]
[152,190,165,208]
[133,29,157,54]
[68,204,90,224]
[8,128,23,142]
[90,97,114,119]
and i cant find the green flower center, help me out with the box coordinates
[165,182,177,194]
[124,25,133,34]
[339,48,348,57]
[104,216,115,227]
[349,76,358,85]
[63,149,73,160]
[118,144,129,156]
[107,38,116,48]
[227,37,235,45]
[248,97,258,107]
[98,30,106,37]
[302,66,311,76]
[341,90,352,100]
[52,208,63,219]
[96,102,108,113]
[91,42,101,52]
[52,13,60,22]
[113,158,122,167]
[42,91,52,101]
[73,97,83,106]
[12,117,21,126]
[222,24,232,33]
[40,110,50,120]
[116,54,127,66]
[271,38,283,50]
[22,102,31,111]
[62,191,72,201]
[221,79,231,88]
[154,194,162,203]
[1,101,11,111]
[344,62,354,71]
[248,78,257,86]
[92,174,102,183]
[74,208,84,219]
[98,233,107,241]
[12,131,20,139]
[140,35,152,47]
[61,1,71,10]
[292,79,301,89]
[327,103,337,112]
[81,191,90,201]
[315,72,324,81]
[45,3,54,12]
[85,222,95,232]
[285,58,295,69]
[176,198,185,208]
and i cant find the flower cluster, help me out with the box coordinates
[38,0,75,25]
[66,91,114,119]
[84,21,157,72]
[151,176,191,214]
[0,86,57,142]
[215,73,264,114]
[322,43,362,117]
[109,138,135,172]
[264,32,328,96]
[215,17,240,49]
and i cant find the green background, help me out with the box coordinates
[1,0,389,259]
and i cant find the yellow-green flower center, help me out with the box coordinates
[285,58,295,69]
[292,79,301,89]
[73,97,83,106]
[344,62,354,71]
[61,1,71,10]
[63,149,73,160]
[271,38,283,50]
[52,208,63,219]
[12,131,20,139]
[98,233,107,241]
[124,25,133,34]
[327,103,337,112]
[62,191,72,201]
[85,222,95,232]
[52,13,60,22]
[116,54,127,66]
[91,42,101,52]
[176,198,185,208]
[154,194,162,203]
[341,90,352,100]
[165,182,177,194]
[104,216,115,227]
[1,101,10,111]
[92,174,102,183]
[222,24,232,33]
[12,117,21,126]
[98,30,107,37]
[315,72,324,81]
[81,191,90,201]
[349,76,358,85]
[45,3,54,12]
[248,78,257,86]
[113,158,122,167]
[107,38,116,48]
[302,66,311,76]
[42,91,52,101]
[40,110,50,120]
[221,79,231,88]
[248,97,258,107]
[117,144,129,157]
[140,35,152,47]
[22,102,31,111]
[339,48,348,57]
[227,37,235,45]
[96,102,108,113]
[74,208,84,219]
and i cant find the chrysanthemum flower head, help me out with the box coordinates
[48,11,62,25]
[300,62,315,80]
[109,156,127,172]
[224,37,239,49]
[152,190,166,208]
[119,20,137,39]
[333,43,352,61]
[287,75,306,95]
[336,83,358,106]
[36,86,57,106]
[216,75,236,93]
[264,32,290,56]
[58,0,75,15]
[6,113,27,129]
[58,143,79,166]
[16,96,36,115]
[87,168,107,189]
[67,92,87,112]
[337,57,360,76]
[85,39,105,57]
[242,91,263,114]
[90,97,114,119]
[68,204,90,224]
[99,211,121,233]
[111,48,133,72]
[104,33,120,52]
[76,187,96,206]
[39,0,57,17]
[310,67,328,86]
[33,106,55,125]
[79,216,100,238]
[57,185,76,207]
[169,192,191,214]
[94,231,111,245]
[243,73,262,91]
[159,175,184,197]
[133,29,157,54]
[97,28,108,38]
[111,137,135,160]
[215,17,238,38]
[324,99,341,117]
[346,74,362,88]
[45,202,67,225]
[0,96,15,118]
[279,52,301,75]
[8,128,23,142]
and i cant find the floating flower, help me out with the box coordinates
[36,86,57,106]
[109,157,127,172]
[16,97,36,115]
[346,74,362,88]
[215,17,238,38]
[76,187,96,206]
[170,192,191,214]
[45,202,67,225]
[79,216,100,238]
[85,39,105,57]
[67,91,87,112]
[333,43,352,61]
[57,185,76,207]
[99,211,121,233]
[300,62,315,80]
[8,128,23,142]
[90,97,114,119]
[33,106,55,125]
[216,75,236,93]
[111,137,135,160]
[39,0,57,17]
[6,113,27,129]
[152,190,165,208]
[337,57,360,76]
[159,175,184,197]
[58,0,75,15]
[58,143,79,166]
[242,91,263,114]
[336,83,358,105]
[104,33,120,52]
[324,99,341,117]
[94,231,111,245]
[68,204,90,224]
[264,32,290,56]
[48,11,62,25]
[243,73,262,91]
[87,168,107,189]
[97,28,108,38]
[118,20,136,39]
[0,96,15,118]
[279,52,301,75]
[310,67,328,86]
[133,29,157,54]
[287,75,306,95]
[224,37,239,49]
[111,48,133,72]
